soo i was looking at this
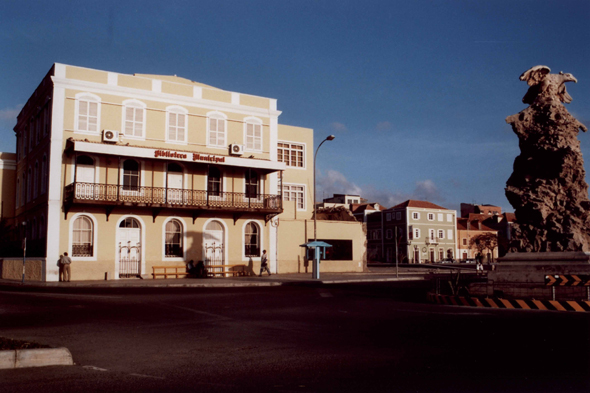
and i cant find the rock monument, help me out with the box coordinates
[505,65,589,252]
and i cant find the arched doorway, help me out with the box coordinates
[203,220,225,268]
[118,217,141,277]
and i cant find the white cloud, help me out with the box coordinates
[376,121,392,132]
[0,104,23,122]
[329,122,348,133]
[316,170,446,208]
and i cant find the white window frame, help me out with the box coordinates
[166,106,188,144]
[162,217,187,261]
[74,92,101,134]
[447,213,453,222]
[121,99,146,139]
[429,229,436,241]
[447,229,454,240]
[69,213,98,261]
[207,111,227,149]
[438,213,443,221]
[242,220,264,261]
[438,229,445,240]
[277,141,306,169]
[412,212,420,220]
[427,213,435,221]
[414,228,421,239]
[283,183,306,211]
[244,117,263,152]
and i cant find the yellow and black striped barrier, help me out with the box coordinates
[544,274,590,286]
[427,292,590,312]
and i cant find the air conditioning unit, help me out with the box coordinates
[230,144,244,156]
[102,130,119,143]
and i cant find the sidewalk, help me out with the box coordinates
[0,268,428,289]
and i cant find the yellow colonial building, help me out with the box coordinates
[3,64,365,281]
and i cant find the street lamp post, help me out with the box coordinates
[313,135,335,279]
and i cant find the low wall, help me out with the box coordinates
[1,259,45,281]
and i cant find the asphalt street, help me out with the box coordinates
[1,280,589,393]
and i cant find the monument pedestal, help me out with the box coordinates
[470,252,590,300]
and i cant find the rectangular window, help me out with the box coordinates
[168,112,186,142]
[427,213,434,221]
[246,122,262,150]
[307,239,353,261]
[278,142,304,168]
[386,213,391,221]
[412,212,420,220]
[448,229,454,240]
[447,214,453,222]
[283,184,305,210]
[124,106,144,137]
[78,100,99,132]
[396,212,401,220]
[438,230,444,239]
[438,213,443,221]
[208,117,226,147]
[462,238,467,246]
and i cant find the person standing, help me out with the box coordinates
[259,250,271,276]
[61,252,72,282]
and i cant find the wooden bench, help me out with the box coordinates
[206,264,247,277]
[152,265,191,279]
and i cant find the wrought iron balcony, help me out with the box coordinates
[64,182,283,220]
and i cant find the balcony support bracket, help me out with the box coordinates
[105,206,116,222]
[152,208,163,223]
[233,213,244,226]
[265,213,280,226]
[192,211,201,225]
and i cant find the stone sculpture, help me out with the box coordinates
[505,65,589,252]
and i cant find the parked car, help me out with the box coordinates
[463,258,476,264]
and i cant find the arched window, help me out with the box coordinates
[73,215,94,257]
[208,167,222,196]
[123,159,140,191]
[119,217,140,228]
[245,118,262,151]
[123,100,146,138]
[166,106,187,143]
[245,170,259,199]
[76,93,100,133]
[208,112,226,147]
[165,219,183,257]
[244,222,260,257]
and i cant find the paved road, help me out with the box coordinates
[1,281,588,392]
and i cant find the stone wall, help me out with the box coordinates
[1,259,45,281]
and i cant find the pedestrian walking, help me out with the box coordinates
[60,252,72,282]
[259,250,271,276]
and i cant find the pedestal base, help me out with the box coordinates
[469,252,590,300]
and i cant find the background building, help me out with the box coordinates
[367,200,457,264]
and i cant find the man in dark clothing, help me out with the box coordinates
[259,250,271,276]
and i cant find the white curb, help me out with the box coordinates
[0,348,73,369]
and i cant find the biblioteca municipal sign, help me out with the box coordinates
[154,149,226,163]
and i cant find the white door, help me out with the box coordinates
[167,172,183,204]
[203,221,225,268]
[118,218,141,277]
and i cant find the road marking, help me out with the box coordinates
[0,291,122,300]
[83,365,109,371]
[129,373,165,380]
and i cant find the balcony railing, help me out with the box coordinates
[64,182,283,212]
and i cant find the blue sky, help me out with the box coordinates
[1,0,589,212]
